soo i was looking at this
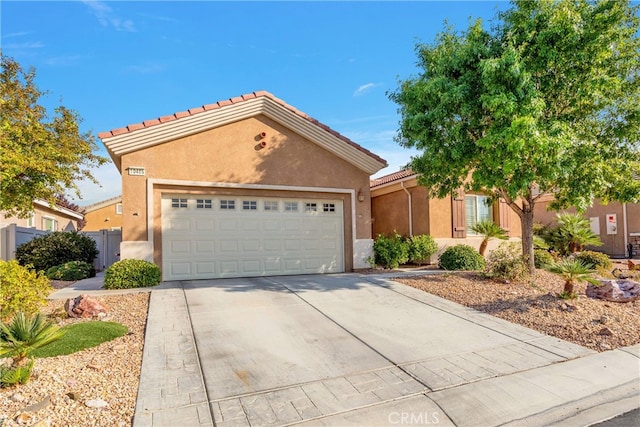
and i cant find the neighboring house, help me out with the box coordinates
[83,196,123,231]
[370,170,522,255]
[0,199,83,232]
[98,91,387,280]
[533,194,640,258]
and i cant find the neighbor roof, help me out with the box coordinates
[83,195,122,213]
[370,169,416,188]
[99,91,387,175]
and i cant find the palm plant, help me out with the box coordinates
[543,213,602,255]
[0,312,65,367]
[470,219,508,256]
[545,258,599,298]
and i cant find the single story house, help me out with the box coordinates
[370,170,522,254]
[99,91,387,280]
[0,199,83,232]
[533,194,640,258]
[83,195,123,231]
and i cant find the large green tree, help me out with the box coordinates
[0,55,107,217]
[390,0,640,272]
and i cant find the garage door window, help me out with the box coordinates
[196,199,212,209]
[264,201,278,211]
[305,202,318,212]
[285,201,298,212]
[243,200,257,211]
[323,203,336,212]
[220,200,235,210]
[171,198,188,208]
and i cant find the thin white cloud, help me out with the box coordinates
[82,0,136,32]
[123,63,165,74]
[44,55,83,67]
[353,82,382,97]
[136,12,179,23]
[3,41,45,49]
[3,31,31,39]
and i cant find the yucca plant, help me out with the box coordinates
[470,219,508,256]
[545,259,599,299]
[0,312,65,368]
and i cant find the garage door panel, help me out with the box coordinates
[162,195,344,280]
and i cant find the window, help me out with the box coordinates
[196,199,212,209]
[264,201,278,211]
[465,195,491,234]
[243,200,257,211]
[43,217,57,232]
[171,198,187,208]
[27,212,36,228]
[305,203,318,212]
[323,203,336,213]
[220,200,235,210]
[285,201,298,212]
[115,203,123,214]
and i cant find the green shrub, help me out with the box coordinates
[46,261,95,281]
[0,261,52,321]
[0,360,34,387]
[104,259,161,289]
[407,234,438,265]
[373,233,409,269]
[15,231,99,272]
[534,249,556,268]
[575,250,612,270]
[486,242,529,281]
[439,245,485,271]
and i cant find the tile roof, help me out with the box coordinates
[98,90,386,166]
[370,169,416,188]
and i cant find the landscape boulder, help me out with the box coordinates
[586,279,640,303]
[64,295,108,318]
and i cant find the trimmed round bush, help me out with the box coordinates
[575,250,611,270]
[373,233,409,269]
[0,260,52,320]
[15,231,98,272]
[439,244,485,271]
[46,261,95,281]
[534,249,556,268]
[104,259,161,289]
[407,234,438,265]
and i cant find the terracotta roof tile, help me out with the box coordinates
[98,91,387,166]
[370,169,416,188]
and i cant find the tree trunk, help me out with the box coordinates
[479,238,489,256]
[521,209,535,273]
[564,280,575,296]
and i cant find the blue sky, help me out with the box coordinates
[2,0,508,205]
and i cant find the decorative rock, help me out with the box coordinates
[66,392,81,400]
[64,295,109,318]
[11,393,26,402]
[85,398,109,408]
[586,280,640,303]
[598,327,614,336]
[30,419,50,427]
[15,412,33,425]
[22,395,51,412]
[599,314,609,324]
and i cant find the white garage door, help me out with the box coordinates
[161,195,344,280]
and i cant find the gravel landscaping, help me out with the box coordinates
[1,262,638,426]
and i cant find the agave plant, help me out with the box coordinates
[545,258,599,298]
[470,219,508,256]
[0,312,65,367]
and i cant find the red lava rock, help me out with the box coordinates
[64,295,109,318]
[586,280,640,303]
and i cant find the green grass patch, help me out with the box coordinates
[32,321,128,358]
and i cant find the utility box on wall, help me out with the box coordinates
[606,214,617,235]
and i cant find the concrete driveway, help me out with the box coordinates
[133,274,640,426]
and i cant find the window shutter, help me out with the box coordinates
[452,189,466,238]
[499,198,511,236]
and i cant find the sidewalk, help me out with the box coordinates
[47,271,153,300]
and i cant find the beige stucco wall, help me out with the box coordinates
[119,115,374,271]
[0,206,79,232]
[534,197,638,257]
[83,203,123,231]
